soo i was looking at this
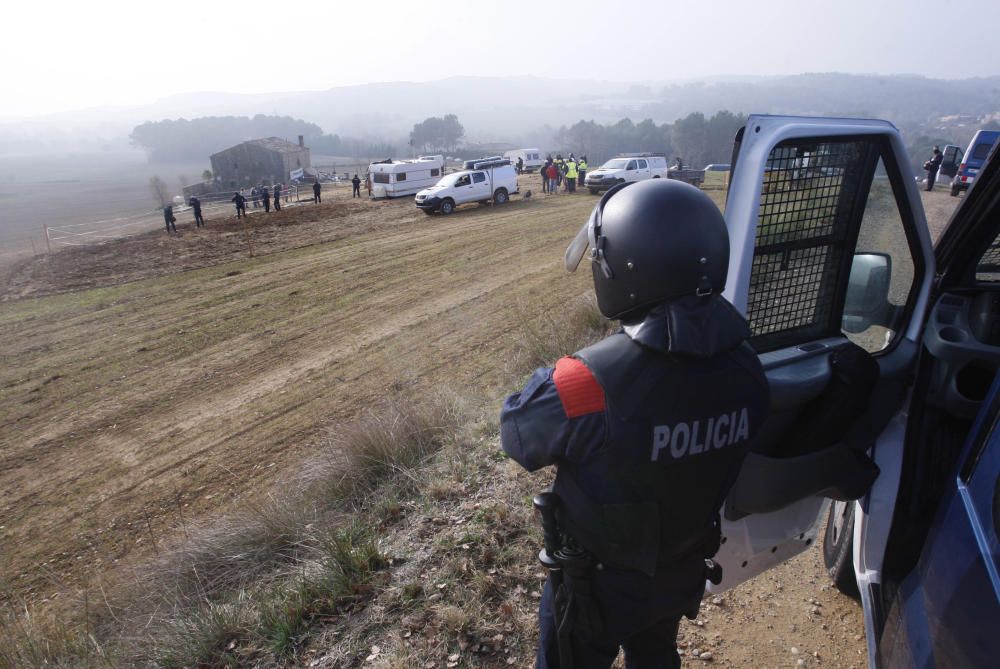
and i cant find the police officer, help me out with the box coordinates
[352,173,362,198]
[273,183,282,211]
[313,179,322,203]
[501,179,769,669]
[163,204,177,233]
[924,145,943,191]
[231,191,247,219]
[261,186,271,213]
[189,196,205,227]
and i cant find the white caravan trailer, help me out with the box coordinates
[369,155,444,198]
[503,148,543,172]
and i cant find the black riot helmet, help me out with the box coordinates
[565,179,730,321]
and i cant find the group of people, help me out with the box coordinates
[162,197,205,233]
[245,183,286,214]
[540,153,588,195]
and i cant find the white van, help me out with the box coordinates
[503,148,544,173]
[583,153,669,193]
[369,155,444,199]
[414,158,519,215]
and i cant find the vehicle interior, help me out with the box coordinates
[878,146,1000,646]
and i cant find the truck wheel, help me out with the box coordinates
[823,501,860,599]
[439,199,455,215]
[493,188,509,205]
[950,183,960,197]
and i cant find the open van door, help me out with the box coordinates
[709,116,935,592]
[940,144,963,180]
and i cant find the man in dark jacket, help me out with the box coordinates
[313,180,322,203]
[261,186,271,213]
[231,191,246,219]
[163,204,177,233]
[352,174,362,198]
[189,197,205,227]
[501,180,769,669]
[273,183,282,211]
[924,146,943,191]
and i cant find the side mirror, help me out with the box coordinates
[843,253,894,334]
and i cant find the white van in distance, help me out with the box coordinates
[414,157,519,215]
[503,148,544,172]
[584,153,669,193]
[369,155,444,199]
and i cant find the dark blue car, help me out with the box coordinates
[950,129,1000,196]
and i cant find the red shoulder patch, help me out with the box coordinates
[553,356,606,418]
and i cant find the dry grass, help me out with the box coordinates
[0,293,608,668]
[510,292,611,374]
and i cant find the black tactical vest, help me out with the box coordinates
[552,332,769,577]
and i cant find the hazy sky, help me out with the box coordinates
[4,0,996,118]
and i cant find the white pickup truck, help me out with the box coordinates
[414,158,519,215]
[583,153,669,193]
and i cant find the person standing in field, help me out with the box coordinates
[273,183,282,211]
[231,191,247,219]
[189,196,205,227]
[262,186,271,213]
[541,159,551,193]
[578,155,588,188]
[546,162,559,195]
[251,185,260,209]
[565,156,578,193]
[163,204,177,233]
[313,179,322,203]
[924,146,943,191]
[502,180,769,669]
[352,174,362,198]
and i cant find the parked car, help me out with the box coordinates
[583,153,668,193]
[651,115,1000,668]
[948,129,1000,196]
[414,157,518,215]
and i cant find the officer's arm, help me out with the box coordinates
[500,357,607,471]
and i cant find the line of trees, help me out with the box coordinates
[549,111,746,168]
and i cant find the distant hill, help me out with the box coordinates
[2,73,998,154]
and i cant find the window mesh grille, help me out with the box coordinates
[977,236,1000,281]
[747,139,874,350]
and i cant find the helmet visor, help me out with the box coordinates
[564,211,595,272]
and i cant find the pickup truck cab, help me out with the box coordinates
[653,115,1000,668]
[414,158,518,215]
[584,153,668,193]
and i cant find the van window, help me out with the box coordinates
[431,168,440,177]
[373,173,390,184]
[626,161,637,170]
[396,172,406,182]
[972,142,994,161]
[638,159,648,169]
[473,172,486,184]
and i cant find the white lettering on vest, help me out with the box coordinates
[651,425,671,462]
[670,422,691,459]
[714,413,729,449]
[651,407,752,461]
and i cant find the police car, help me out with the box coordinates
[709,116,1000,667]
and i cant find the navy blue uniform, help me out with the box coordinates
[502,295,769,669]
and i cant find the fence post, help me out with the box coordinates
[43,225,51,253]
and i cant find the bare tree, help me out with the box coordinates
[149,176,170,208]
